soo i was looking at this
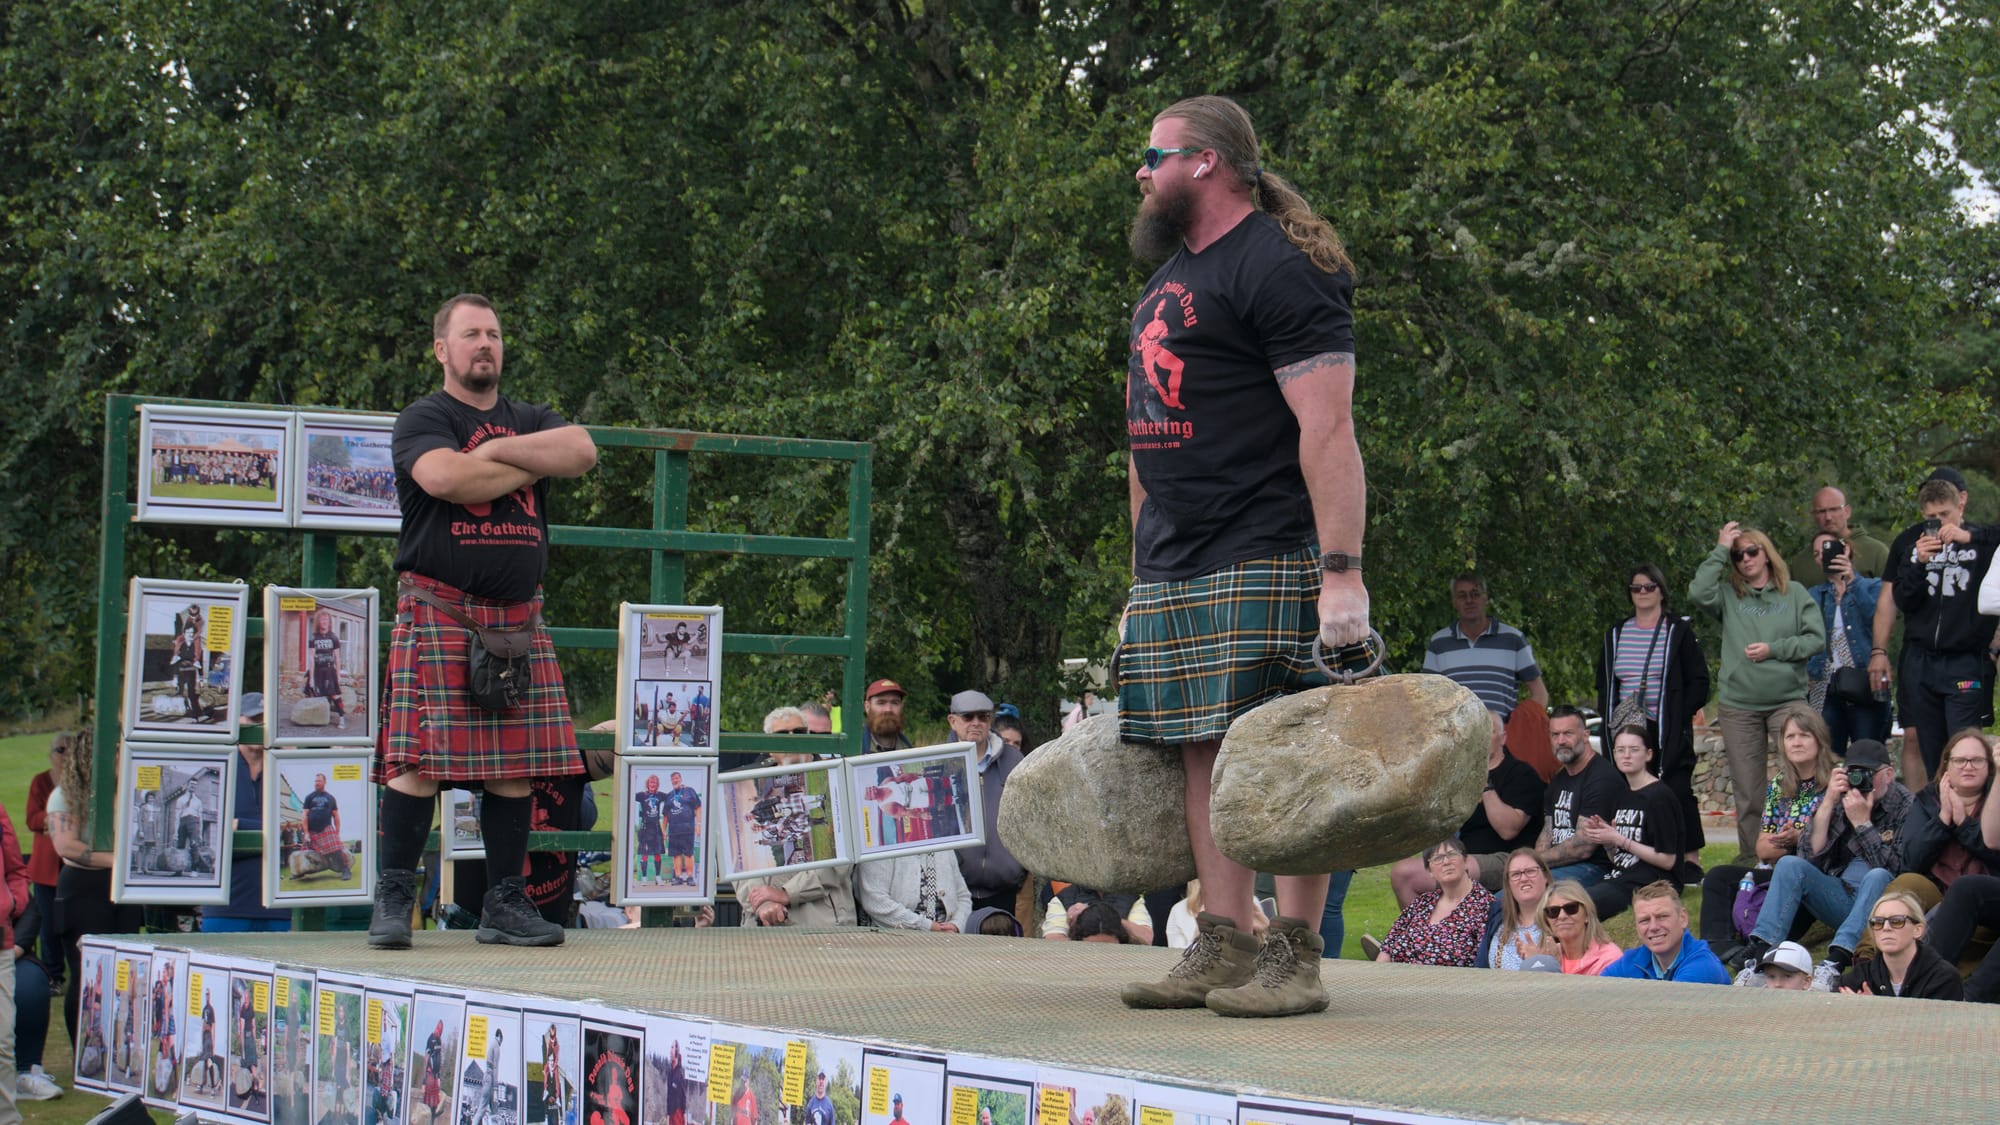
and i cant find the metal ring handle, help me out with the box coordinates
[1311,629,1386,685]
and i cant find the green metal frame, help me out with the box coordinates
[91,394,872,920]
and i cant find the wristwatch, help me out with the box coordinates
[1319,551,1363,574]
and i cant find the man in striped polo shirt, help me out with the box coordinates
[1423,572,1548,720]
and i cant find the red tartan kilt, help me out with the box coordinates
[375,572,580,783]
[307,825,345,856]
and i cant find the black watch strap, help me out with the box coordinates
[1319,551,1363,574]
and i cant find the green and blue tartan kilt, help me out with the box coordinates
[375,572,580,784]
[1118,547,1331,746]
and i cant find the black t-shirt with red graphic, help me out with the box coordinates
[392,390,564,602]
[1127,211,1355,582]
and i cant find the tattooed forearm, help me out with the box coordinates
[1274,351,1354,387]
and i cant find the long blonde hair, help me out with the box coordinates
[1155,96,1352,275]
[1495,848,1551,950]
[1725,528,1791,597]
[1544,879,1611,955]
[56,725,93,810]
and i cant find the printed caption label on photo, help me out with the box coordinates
[1039,1087,1073,1125]
[332,764,364,782]
[950,1086,978,1125]
[466,1014,489,1059]
[868,1067,890,1116]
[367,999,383,1045]
[116,958,130,991]
[708,1043,736,1105]
[280,596,318,613]
[137,766,162,791]
[189,975,204,1018]
[206,606,233,651]
[275,976,290,1007]
[318,991,336,1037]
[1140,1109,1174,1125]
[253,980,269,1013]
[781,1041,807,1106]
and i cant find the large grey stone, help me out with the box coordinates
[995,713,1195,892]
[1210,674,1489,874]
[290,696,331,726]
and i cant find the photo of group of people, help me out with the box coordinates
[136,404,405,531]
[114,744,233,905]
[616,604,723,753]
[715,761,848,883]
[616,759,712,905]
[266,748,374,907]
[123,578,250,742]
[265,587,379,746]
[137,405,294,527]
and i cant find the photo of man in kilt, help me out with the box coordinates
[369,293,598,950]
[1116,97,1370,1017]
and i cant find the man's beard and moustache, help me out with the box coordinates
[451,352,501,396]
[867,710,904,743]
[1130,182,1194,265]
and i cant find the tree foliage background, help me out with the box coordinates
[4,1,1995,738]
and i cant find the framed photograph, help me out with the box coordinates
[457,999,523,1125]
[264,587,379,747]
[114,743,233,905]
[521,1007,582,1125]
[580,1018,642,1125]
[861,1049,945,1125]
[265,747,375,907]
[641,1016,711,1125]
[181,959,232,1114]
[404,990,467,1125]
[616,603,722,752]
[106,944,153,1094]
[148,949,192,1107]
[705,1026,788,1125]
[1034,1068,1135,1125]
[444,788,485,862]
[293,411,400,532]
[228,968,276,1122]
[74,941,116,1091]
[124,577,251,743]
[715,758,851,884]
[614,757,714,907]
[946,1060,1034,1125]
[798,1036,865,1125]
[844,742,983,862]
[365,984,416,1125]
[314,974,367,1125]
[271,970,317,1125]
[137,403,294,527]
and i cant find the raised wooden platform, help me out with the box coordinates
[127,928,1998,1125]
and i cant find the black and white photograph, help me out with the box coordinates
[114,743,233,905]
[147,948,191,1108]
[366,985,415,1125]
[294,411,400,532]
[715,758,852,884]
[404,991,465,1125]
[265,586,379,747]
[844,743,983,862]
[137,403,295,527]
[265,747,375,907]
[522,1008,581,1125]
[272,970,317,1125]
[457,1000,524,1125]
[315,975,367,1125]
[615,603,722,753]
[123,577,251,743]
[180,960,232,1114]
[614,757,714,907]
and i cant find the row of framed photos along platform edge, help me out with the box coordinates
[76,936,1471,1125]
[109,737,985,910]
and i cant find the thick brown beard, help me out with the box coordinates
[1130,187,1193,264]
[867,713,904,741]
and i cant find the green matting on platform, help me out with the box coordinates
[150,928,1997,1125]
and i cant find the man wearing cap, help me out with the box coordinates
[889,1094,909,1125]
[945,689,1029,915]
[1726,738,1911,984]
[803,1072,836,1125]
[1735,941,1816,990]
[860,680,913,754]
[1600,881,1731,984]
[1869,468,2000,778]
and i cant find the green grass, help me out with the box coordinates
[149,482,277,503]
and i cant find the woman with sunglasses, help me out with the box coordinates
[1836,889,1964,1000]
[1375,839,1492,967]
[1541,880,1622,975]
[1477,849,1552,970]
[1596,563,1708,882]
[1690,521,1826,859]
[1581,724,1684,921]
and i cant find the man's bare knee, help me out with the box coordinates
[387,773,439,800]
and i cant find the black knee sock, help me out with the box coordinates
[378,788,436,873]
[480,792,532,885]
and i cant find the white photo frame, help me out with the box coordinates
[271,969,317,1125]
[714,758,852,883]
[124,577,251,744]
[74,940,116,1091]
[264,586,379,747]
[404,990,466,1125]
[444,788,485,862]
[147,948,192,1108]
[613,757,715,907]
[137,403,295,527]
[114,743,234,906]
[616,603,722,753]
[180,960,233,1114]
[264,747,375,908]
[228,967,276,1123]
[844,742,984,863]
[106,944,153,1095]
[314,977,367,1125]
[292,411,401,532]
[364,984,415,1125]
[521,1006,582,1125]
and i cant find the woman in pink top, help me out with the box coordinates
[1543,880,1622,975]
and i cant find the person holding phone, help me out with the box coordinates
[1690,522,1826,859]
[1875,468,2000,780]
[1808,532,1891,755]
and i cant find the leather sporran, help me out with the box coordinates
[467,625,535,712]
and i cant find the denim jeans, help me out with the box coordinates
[1549,862,1610,889]
[1750,854,1892,954]
[1318,869,1355,958]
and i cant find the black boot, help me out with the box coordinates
[477,876,565,947]
[369,868,418,949]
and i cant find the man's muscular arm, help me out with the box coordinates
[410,450,538,506]
[1276,350,1368,646]
[472,425,598,479]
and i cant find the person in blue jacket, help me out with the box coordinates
[1807,533,1890,755]
[1599,881,1730,984]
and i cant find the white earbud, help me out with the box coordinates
[1194,163,1209,178]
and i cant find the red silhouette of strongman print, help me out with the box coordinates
[1135,299,1186,409]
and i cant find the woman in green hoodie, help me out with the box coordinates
[1689,521,1827,859]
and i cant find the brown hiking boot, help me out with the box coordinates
[1120,912,1260,1009]
[1205,914,1328,1018]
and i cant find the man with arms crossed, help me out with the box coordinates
[1116,95,1366,1018]
[369,293,597,949]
